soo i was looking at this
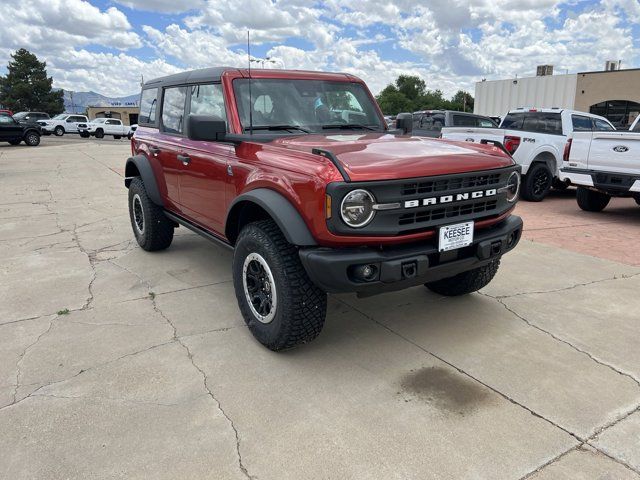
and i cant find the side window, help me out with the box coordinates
[572,115,592,132]
[634,121,640,132]
[501,113,524,130]
[72,116,86,122]
[161,86,187,134]
[139,88,158,126]
[593,118,615,131]
[190,83,227,121]
[0,116,14,124]
[477,118,495,128]
[522,114,538,132]
[537,114,562,134]
[452,114,476,127]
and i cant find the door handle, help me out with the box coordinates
[177,154,191,165]
[149,146,160,156]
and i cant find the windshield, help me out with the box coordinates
[52,114,68,120]
[233,79,384,133]
[90,118,106,123]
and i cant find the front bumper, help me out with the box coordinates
[299,215,523,295]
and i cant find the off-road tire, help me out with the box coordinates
[8,139,21,145]
[576,187,610,212]
[128,177,174,251]
[54,126,64,136]
[425,259,500,296]
[233,219,327,351]
[521,163,552,201]
[95,129,104,139]
[24,131,40,146]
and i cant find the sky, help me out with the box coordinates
[0,0,638,98]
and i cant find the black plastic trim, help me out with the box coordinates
[312,148,351,182]
[164,211,233,250]
[299,215,523,295]
[124,155,163,206]
[226,189,317,246]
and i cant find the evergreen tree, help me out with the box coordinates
[0,49,64,114]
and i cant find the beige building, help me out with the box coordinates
[474,66,640,128]
[86,106,140,126]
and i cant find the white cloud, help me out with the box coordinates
[0,0,637,100]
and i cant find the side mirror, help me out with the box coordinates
[187,115,226,142]
[396,113,413,135]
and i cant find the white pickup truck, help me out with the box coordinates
[559,123,640,211]
[37,114,89,136]
[79,118,131,139]
[441,108,615,201]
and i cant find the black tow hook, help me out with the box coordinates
[401,261,417,279]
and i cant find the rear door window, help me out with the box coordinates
[452,114,477,127]
[572,115,592,131]
[536,114,562,134]
[161,86,187,134]
[593,118,615,131]
[501,113,524,130]
[139,88,159,126]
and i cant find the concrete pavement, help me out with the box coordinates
[1,141,639,479]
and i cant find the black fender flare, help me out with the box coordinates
[124,155,163,206]
[226,189,317,246]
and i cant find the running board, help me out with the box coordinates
[163,211,233,250]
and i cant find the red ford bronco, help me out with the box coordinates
[125,67,523,350]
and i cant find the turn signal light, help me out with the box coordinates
[325,194,332,219]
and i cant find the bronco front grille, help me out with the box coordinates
[401,173,501,196]
[398,200,498,226]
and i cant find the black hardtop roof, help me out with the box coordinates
[143,67,237,89]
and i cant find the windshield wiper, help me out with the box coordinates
[244,125,311,133]
[321,123,378,131]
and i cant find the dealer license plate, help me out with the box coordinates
[439,221,474,252]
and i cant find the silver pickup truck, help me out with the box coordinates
[559,124,640,211]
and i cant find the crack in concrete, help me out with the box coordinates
[518,443,585,480]
[481,293,640,388]
[493,272,640,299]
[110,259,255,479]
[335,297,583,443]
[32,392,209,408]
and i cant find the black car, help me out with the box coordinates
[413,110,499,138]
[0,115,41,146]
[12,111,50,125]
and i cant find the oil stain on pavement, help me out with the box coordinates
[400,367,491,414]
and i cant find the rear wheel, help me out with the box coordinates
[54,126,64,136]
[576,187,610,212]
[233,219,327,351]
[425,259,500,296]
[521,163,553,201]
[24,131,40,146]
[128,177,174,251]
[95,129,104,139]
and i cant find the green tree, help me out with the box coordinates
[0,49,64,114]
[395,75,427,104]
[376,84,412,115]
[450,90,474,112]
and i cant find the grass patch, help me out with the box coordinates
[57,308,70,315]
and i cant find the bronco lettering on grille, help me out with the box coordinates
[404,189,497,208]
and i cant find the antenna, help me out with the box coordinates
[247,30,253,135]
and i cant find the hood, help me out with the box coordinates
[270,133,514,181]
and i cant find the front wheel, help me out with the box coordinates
[54,126,64,136]
[95,129,104,139]
[127,177,174,251]
[576,187,610,212]
[233,220,327,351]
[521,163,553,201]
[24,132,40,146]
[425,259,500,296]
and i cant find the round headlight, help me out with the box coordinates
[506,171,520,202]
[340,189,375,228]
